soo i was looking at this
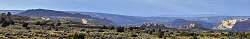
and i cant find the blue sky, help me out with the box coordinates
[0,0,249,17]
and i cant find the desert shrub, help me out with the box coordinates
[190,36,198,39]
[56,23,62,26]
[108,26,115,30]
[157,31,164,38]
[116,27,125,32]
[81,29,85,31]
[34,20,57,26]
[1,13,6,16]
[1,21,10,27]
[128,27,140,30]
[101,25,108,29]
[6,12,12,16]
[1,18,14,27]
[146,30,153,34]
[0,18,4,23]
[189,33,199,39]
[130,34,138,37]
[70,33,85,39]
[22,23,29,27]
[97,29,105,32]
[26,27,31,29]
[34,21,41,25]
[46,22,55,26]
[179,32,190,36]
[34,21,46,26]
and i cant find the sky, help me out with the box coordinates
[0,0,250,17]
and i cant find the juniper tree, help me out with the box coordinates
[1,21,10,27]
[157,31,164,38]
[1,13,6,16]
[116,27,125,32]
[72,33,85,39]
[7,12,12,16]
[22,23,29,27]
[56,23,61,26]
[1,18,14,27]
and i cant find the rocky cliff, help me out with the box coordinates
[217,19,238,30]
[217,18,250,31]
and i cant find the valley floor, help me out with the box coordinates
[0,24,249,39]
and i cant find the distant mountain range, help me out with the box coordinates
[1,9,250,31]
[13,9,113,25]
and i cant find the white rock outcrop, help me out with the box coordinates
[81,19,88,24]
[217,19,237,30]
[41,17,50,20]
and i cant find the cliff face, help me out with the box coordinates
[216,18,250,31]
[217,19,238,30]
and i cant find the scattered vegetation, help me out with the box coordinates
[0,12,250,39]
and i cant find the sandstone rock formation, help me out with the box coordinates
[217,19,238,30]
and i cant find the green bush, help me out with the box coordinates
[116,27,125,32]
[157,31,164,38]
[69,33,85,39]
[0,18,14,27]
[1,21,10,27]
[22,23,29,27]
[6,12,12,16]
[1,13,6,16]
[56,23,62,26]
